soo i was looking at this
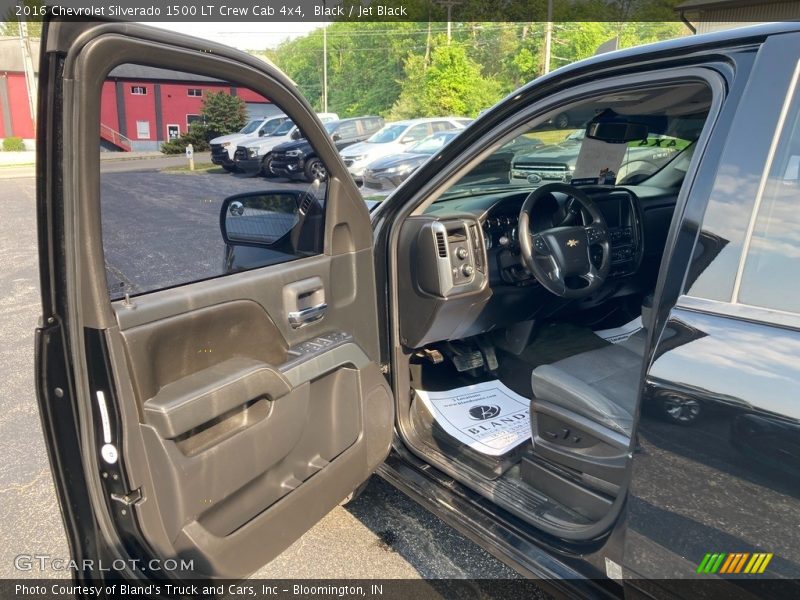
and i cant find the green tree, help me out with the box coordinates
[160,91,246,154]
[199,91,248,140]
[390,40,500,119]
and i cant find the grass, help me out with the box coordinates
[160,162,225,174]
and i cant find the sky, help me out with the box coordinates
[146,22,325,51]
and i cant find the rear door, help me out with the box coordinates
[624,33,800,595]
[35,18,393,580]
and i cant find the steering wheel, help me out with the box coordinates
[518,182,611,299]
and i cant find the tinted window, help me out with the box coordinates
[100,65,329,300]
[335,121,359,139]
[737,99,800,313]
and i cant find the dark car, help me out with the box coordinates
[362,130,462,193]
[360,132,544,197]
[270,116,384,182]
[36,18,800,600]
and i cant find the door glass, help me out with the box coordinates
[100,64,330,299]
[738,93,800,314]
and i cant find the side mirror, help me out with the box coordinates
[220,191,317,247]
[291,129,301,140]
[258,129,267,137]
[331,132,341,141]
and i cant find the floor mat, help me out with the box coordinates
[496,322,613,397]
[415,381,531,457]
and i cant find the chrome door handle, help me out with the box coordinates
[288,303,327,328]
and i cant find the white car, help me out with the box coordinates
[209,114,289,171]
[340,117,471,182]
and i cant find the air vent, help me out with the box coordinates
[299,194,313,215]
[435,232,448,257]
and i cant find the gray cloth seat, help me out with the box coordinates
[531,296,654,438]
[531,333,644,436]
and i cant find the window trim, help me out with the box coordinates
[187,88,202,97]
[135,120,151,140]
[130,85,147,95]
[677,295,800,331]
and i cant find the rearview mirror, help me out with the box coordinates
[220,191,317,247]
[586,121,648,143]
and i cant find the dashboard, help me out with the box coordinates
[398,186,667,349]
[480,188,643,285]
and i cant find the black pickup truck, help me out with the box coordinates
[35,17,800,600]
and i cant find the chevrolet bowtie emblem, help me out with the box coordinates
[567,239,579,247]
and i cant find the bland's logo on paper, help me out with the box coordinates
[469,405,501,420]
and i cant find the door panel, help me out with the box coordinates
[624,34,800,594]
[37,18,392,581]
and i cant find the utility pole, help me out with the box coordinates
[542,0,553,75]
[436,0,462,45]
[18,18,37,125]
[322,23,328,112]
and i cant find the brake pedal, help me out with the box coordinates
[443,342,484,372]
[475,336,499,372]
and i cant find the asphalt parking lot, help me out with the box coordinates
[0,160,520,581]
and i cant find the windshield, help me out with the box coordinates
[368,124,407,144]
[410,133,457,155]
[272,120,295,136]
[239,119,263,134]
[436,84,709,202]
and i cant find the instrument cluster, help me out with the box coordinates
[482,214,519,251]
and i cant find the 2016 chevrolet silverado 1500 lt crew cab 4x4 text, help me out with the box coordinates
[35,17,800,599]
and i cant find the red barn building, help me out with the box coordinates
[101,64,276,151]
[0,36,39,145]
[1,37,276,151]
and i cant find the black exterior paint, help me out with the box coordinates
[620,32,800,595]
